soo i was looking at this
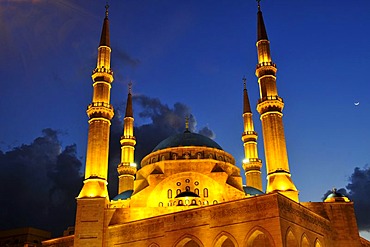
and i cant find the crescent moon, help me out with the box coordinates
[354,102,360,106]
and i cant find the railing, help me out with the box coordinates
[256,61,276,69]
[258,95,283,104]
[92,67,113,75]
[87,102,113,110]
[244,131,257,135]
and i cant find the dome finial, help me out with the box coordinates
[105,1,109,18]
[128,81,132,94]
[257,0,261,11]
[242,76,247,90]
[185,116,190,132]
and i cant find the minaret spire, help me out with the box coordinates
[99,2,110,47]
[255,3,299,201]
[257,0,268,41]
[117,82,137,194]
[241,77,263,192]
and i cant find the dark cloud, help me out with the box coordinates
[346,166,370,231]
[114,48,141,68]
[0,128,83,236]
[198,126,215,139]
[322,166,370,232]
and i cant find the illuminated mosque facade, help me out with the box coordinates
[43,2,370,247]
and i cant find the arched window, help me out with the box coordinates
[168,189,172,199]
[246,227,274,247]
[158,202,163,207]
[174,234,203,247]
[214,232,237,247]
[213,200,218,204]
[177,189,181,195]
[301,234,310,247]
[194,188,199,195]
[173,153,177,160]
[286,229,298,247]
[204,188,208,197]
[186,186,190,192]
[314,238,323,247]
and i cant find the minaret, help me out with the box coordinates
[74,5,114,246]
[254,1,299,202]
[77,4,113,199]
[241,77,263,191]
[117,83,137,194]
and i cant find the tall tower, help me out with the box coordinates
[241,77,263,191]
[77,4,113,199]
[255,2,299,202]
[74,5,113,246]
[117,83,137,194]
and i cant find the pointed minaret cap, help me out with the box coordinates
[99,3,110,47]
[125,82,133,118]
[243,76,252,113]
[257,0,268,41]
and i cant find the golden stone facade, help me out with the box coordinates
[42,3,370,247]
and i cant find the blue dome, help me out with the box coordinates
[243,186,264,196]
[112,190,134,201]
[152,131,223,152]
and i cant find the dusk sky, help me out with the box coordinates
[1,0,370,238]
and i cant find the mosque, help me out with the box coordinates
[42,2,370,247]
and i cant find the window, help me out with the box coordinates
[168,189,172,199]
[204,188,208,197]
[194,188,199,195]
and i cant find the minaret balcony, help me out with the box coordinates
[93,67,113,75]
[242,131,258,142]
[242,158,263,171]
[243,130,257,136]
[256,61,276,69]
[257,95,283,104]
[120,137,136,146]
[86,102,114,119]
[255,62,277,77]
[92,67,114,83]
[117,163,137,176]
[257,96,284,115]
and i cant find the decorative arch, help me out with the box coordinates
[300,234,310,247]
[213,231,238,247]
[285,228,298,247]
[314,238,323,247]
[173,234,203,247]
[149,243,160,247]
[245,226,275,247]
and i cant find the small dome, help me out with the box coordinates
[112,190,134,201]
[324,188,350,203]
[243,186,264,196]
[152,131,223,152]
